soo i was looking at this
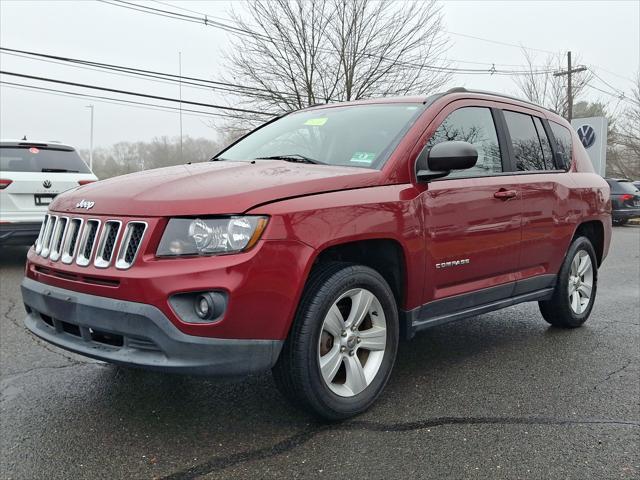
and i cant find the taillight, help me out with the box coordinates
[0,179,12,190]
[78,180,96,186]
[620,194,634,201]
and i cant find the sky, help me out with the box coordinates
[0,0,638,151]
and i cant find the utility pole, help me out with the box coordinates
[553,51,587,121]
[85,104,94,169]
[178,51,183,159]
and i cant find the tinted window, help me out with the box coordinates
[549,121,573,169]
[0,147,91,173]
[503,111,546,171]
[607,179,639,194]
[533,117,555,169]
[427,107,502,177]
[220,104,424,170]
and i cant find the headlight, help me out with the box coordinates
[156,216,268,256]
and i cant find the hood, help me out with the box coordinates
[50,160,381,216]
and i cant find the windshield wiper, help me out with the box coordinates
[255,154,325,165]
[42,168,79,173]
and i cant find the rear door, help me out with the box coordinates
[500,109,575,289]
[419,101,523,305]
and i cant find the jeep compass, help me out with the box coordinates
[21,88,611,419]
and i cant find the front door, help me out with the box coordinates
[418,103,522,305]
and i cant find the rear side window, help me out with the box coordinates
[549,121,573,168]
[503,111,546,171]
[0,147,91,173]
[532,117,555,169]
[427,107,502,178]
[607,180,639,194]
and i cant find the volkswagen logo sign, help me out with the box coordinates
[42,180,52,189]
[577,125,596,149]
[75,199,95,210]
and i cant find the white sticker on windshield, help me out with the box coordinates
[350,152,376,164]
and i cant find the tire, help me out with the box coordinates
[272,262,399,421]
[538,236,598,328]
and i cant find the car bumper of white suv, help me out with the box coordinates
[0,221,42,245]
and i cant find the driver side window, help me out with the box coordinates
[427,107,503,178]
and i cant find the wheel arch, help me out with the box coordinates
[572,220,605,266]
[310,238,407,308]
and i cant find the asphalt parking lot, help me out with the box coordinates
[1,226,638,479]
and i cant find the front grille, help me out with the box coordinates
[94,221,121,268]
[116,222,147,270]
[33,215,148,271]
[49,217,68,262]
[61,218,83,264]
[40,215,57,258]
[34,214,49,254]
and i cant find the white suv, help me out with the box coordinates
[0,140,98,245]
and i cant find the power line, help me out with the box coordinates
[98,0,557,76]
[0,70,276,116]
[0,81,252,120]
[585,81,639,107]
[0,47,295,98]
[149,0,551,70]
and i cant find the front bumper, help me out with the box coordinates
[0,222,41,245]
[21,277,283,375]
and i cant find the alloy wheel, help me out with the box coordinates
[317,288,387,397]
[568,250,593,315]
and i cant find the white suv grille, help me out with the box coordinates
[33,215,147,270]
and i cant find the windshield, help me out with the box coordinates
[0,146,91,173]
[218,103,424,170]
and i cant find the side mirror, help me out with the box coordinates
[416,141,478,181]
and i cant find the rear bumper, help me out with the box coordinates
[612,208,640,220]
[21,277,283,376]
[0,222,41,245]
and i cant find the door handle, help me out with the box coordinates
[494,189,517,200]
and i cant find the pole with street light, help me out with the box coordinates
[85,104,94,170]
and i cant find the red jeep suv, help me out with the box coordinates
[22,88,611,419]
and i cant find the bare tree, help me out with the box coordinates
[514,49,592,118]
[613,73,640,178]
[221,0,450,130]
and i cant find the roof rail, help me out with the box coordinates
[443,87,557,114]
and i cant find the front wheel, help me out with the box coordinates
[539,236,598,328]
[272,263,399,420]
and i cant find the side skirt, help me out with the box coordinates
[401,275,556,340]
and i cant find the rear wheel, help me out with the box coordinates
[539,236,598,328]
[272,263,399,420]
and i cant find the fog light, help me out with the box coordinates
[169,290,227,324]
[195,294,213,319]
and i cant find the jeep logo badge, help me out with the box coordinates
[42,180,52,189]
[75,199,95,210]
[577,125,596,149]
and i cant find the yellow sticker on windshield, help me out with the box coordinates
[304,118,328,126]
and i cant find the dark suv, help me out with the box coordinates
[22,88,611,419]
[605,178,640,225]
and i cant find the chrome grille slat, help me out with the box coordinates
[76,220,101,267]
[115,222,147,270]
[40,215,58,258]
[34,214,49,253]
[49,217,69,262]
[61,218,83,264]
[94,221,122,268]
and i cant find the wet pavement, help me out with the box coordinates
[1,226,638,479]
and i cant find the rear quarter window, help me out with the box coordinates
[549,121,573,169]
[0,147,91,173]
